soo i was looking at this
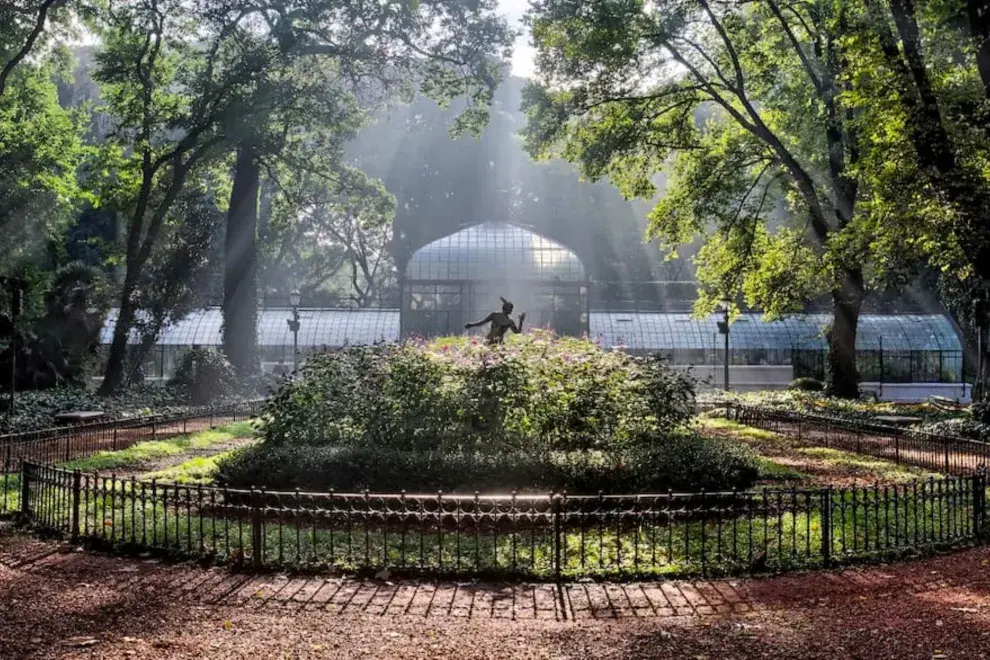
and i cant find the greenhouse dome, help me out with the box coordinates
[401,221,589,338]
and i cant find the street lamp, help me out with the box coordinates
[0,277,27,416]
[716,300,731,392]
[287,289,301,372]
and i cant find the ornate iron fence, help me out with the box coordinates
[722,404,990,476]
[14,461,987,580]
[0,400,264,516]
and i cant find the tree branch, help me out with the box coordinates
[0,0,61,97]
[763,0,824,95]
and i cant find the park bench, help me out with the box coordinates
[53,411,106,426]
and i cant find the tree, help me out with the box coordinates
[0,0,73,97]
[199,0,515,374]
[861,0,990,281]
[261,166,397,307]
[844,0,990,393]
[125,187,226,384]
[0,52,85,273]
[92,0,271,393]
[523,0,873,397]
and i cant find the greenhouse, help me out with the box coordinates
[98,220,968,398]
[590,312,964,385]
[401,221,589,338]
[100,308,399,378]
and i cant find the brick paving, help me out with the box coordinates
[5,528,990,659]
[2,528,986,622]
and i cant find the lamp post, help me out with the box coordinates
[287,289,301,372]
[1,277,27,416]
[716,300,731,392]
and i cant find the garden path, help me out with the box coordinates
[2,526,989,658]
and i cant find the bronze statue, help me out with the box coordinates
[465,297,526,344]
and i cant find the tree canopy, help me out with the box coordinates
[522,0,990,397]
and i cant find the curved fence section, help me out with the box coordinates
[0,400,263,466]
[14,461,988,580]
[0,400,264,516]
[722,404,990,475]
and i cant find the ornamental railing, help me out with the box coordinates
[10,461,987,580]
[721,403,990,476]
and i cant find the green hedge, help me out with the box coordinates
[216,433,761,494]
[219,333,768,494]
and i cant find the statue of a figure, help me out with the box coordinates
[465,297,526,344]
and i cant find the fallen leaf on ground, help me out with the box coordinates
[65,637,98,648]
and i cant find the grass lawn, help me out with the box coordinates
[1,421,257,516]
[48,471,977,579]
[59,421,257,474]
[700,390,969,424]
[696,417,943,487]
[139,448,245,485]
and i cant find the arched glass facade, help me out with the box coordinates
[402,221,589,338]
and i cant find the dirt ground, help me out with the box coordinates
[2,525,990,660]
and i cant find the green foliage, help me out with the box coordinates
[914,418,990,444]
[62,421,255,472]
[703,389,965,426]
[788,377,825,392]
[0,55,86,271]
[0,262,111,390]
[971,400,990,426]
[259,331,695,455]
[0,385,207,435]
[216,432,760,494]
[140,448,250,485]
[169,348,236,405]
[214,332,747,494]
[521,0,866,316]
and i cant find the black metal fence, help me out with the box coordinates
[722,404,990,476]
[13,461,987,580]
[0,400,264,516]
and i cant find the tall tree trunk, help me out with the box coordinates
[827,268,864,399]
[99,280,138,395]
[873,0,990,282]
[965,0,990,99]
[822,18,863,399]
[223,142,260,376]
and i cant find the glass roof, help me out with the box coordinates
[101,309,960,353]
[101,308,401,347]
[405,221,587,282]
[589,313,962,352]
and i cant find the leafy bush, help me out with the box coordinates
[788,377,824,392]
[971,400,990,425]
[216,432,760,494]
[259,332,696,456]
[0,384,209,434]
[218,332,747,494]
[0,262,111,391]
[913,418,990,442]
[168,348,236,405]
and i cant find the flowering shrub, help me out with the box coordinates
[256,331,696,455]
[217,332,763,493]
